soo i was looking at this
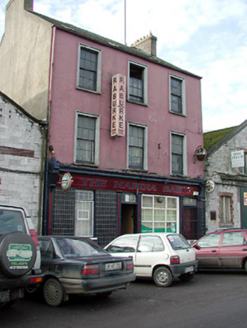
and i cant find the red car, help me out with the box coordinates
[193,229,247,271]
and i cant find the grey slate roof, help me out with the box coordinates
[30,11,202,79]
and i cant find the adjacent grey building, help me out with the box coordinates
[0,91,46,232]
[204,120,247,233]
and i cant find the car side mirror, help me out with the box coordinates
[194,244,201,250]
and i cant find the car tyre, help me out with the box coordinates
[179,272,195,282]
[153,266,173,287]
[43,278,65,307]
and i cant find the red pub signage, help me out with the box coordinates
[57,175,200,197]
[111,74,126,137]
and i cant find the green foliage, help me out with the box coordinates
[203,126,236,151]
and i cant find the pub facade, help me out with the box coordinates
[0,0,206,246]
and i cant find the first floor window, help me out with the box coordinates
[171,133,186,175]
[170,75,186,115]
[77,44,101,93]
[128,123,147,170]
[75,190,94,237]
[75,112,100,165]
[128,61,147,104]
[141,195,179,233]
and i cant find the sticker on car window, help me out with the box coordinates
[168,236,174,242]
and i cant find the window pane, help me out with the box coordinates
[76,116,96,163]
[129,125,144,169]
[129,64,144,103]
[79,48,98,91]
[171,77,182,114]
[172,134,183,174]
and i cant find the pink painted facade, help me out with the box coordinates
[49,29,204,178]
[0,0,206,245]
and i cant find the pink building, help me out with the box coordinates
[0,0,205,245]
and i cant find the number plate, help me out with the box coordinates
[185,266,193,273]
[0,290,10,302]
[105,262,122,271]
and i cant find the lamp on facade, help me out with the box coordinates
[193,145,207,163]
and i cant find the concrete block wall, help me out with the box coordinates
[0,94,44,232]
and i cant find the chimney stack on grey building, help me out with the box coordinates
[131,32,157,56]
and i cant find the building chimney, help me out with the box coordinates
[131,32,157,56]
[24,0,33,11]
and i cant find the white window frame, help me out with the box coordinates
[170,131,187,176]
[75,190,94,237]
[77,43,102,94]
[74,111,100,166]
[128,60,148,105]
[169,74,186,115]
[141,195,179,233]
[127,122,148,171]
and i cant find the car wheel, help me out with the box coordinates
[153,266,173,287]
[0,232,36,277]
[179,272,195,282]
[43,278,65,307]
[244,260,247,272]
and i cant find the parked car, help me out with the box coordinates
[104,233,197,287]
[193,228,247,271]
[37,236,135,306]
[0,205,43,307]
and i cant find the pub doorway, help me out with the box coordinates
[121,204,137,234]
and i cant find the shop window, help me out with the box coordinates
[77,44,102,93]
[127,122,148,170]
[75,190,94,237]
[75,112,100,165]
[171,132,187,175]
[170,75,186,115]
[220,196,231,224]
[128,61,147,104]
[141,195,179,233]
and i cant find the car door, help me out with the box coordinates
[105,235,139,269]
[219,231,247,268]
[195,233,221,268]
[39,239,55,272]
[135,235,165,277]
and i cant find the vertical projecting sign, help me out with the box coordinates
[111,74,126,137]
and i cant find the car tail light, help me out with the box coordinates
[29,228,40,248]
[126,260,134,271]
[82,265,100,277]
[29,277,42,284]
[170,255,180,264]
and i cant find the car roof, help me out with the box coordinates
[116,233,179,238]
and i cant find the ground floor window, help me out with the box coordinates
[75,190,94,237]
[141,195,179,233]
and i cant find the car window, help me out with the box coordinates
[222,232,246,246]
[39,240,54,260]
[167,234,191,250]
[138,235,164,252]
[56,238,106,257]
[197,234,221,247]
[0,209,26,234]
[106,235,139,253]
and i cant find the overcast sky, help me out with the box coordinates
[0,0,246,132]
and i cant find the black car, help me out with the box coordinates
[0,205,43,308]
[37,236,136,306]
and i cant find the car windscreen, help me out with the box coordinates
[0,209,27,235]
[56,238,107,258]
[167,234,191,250]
